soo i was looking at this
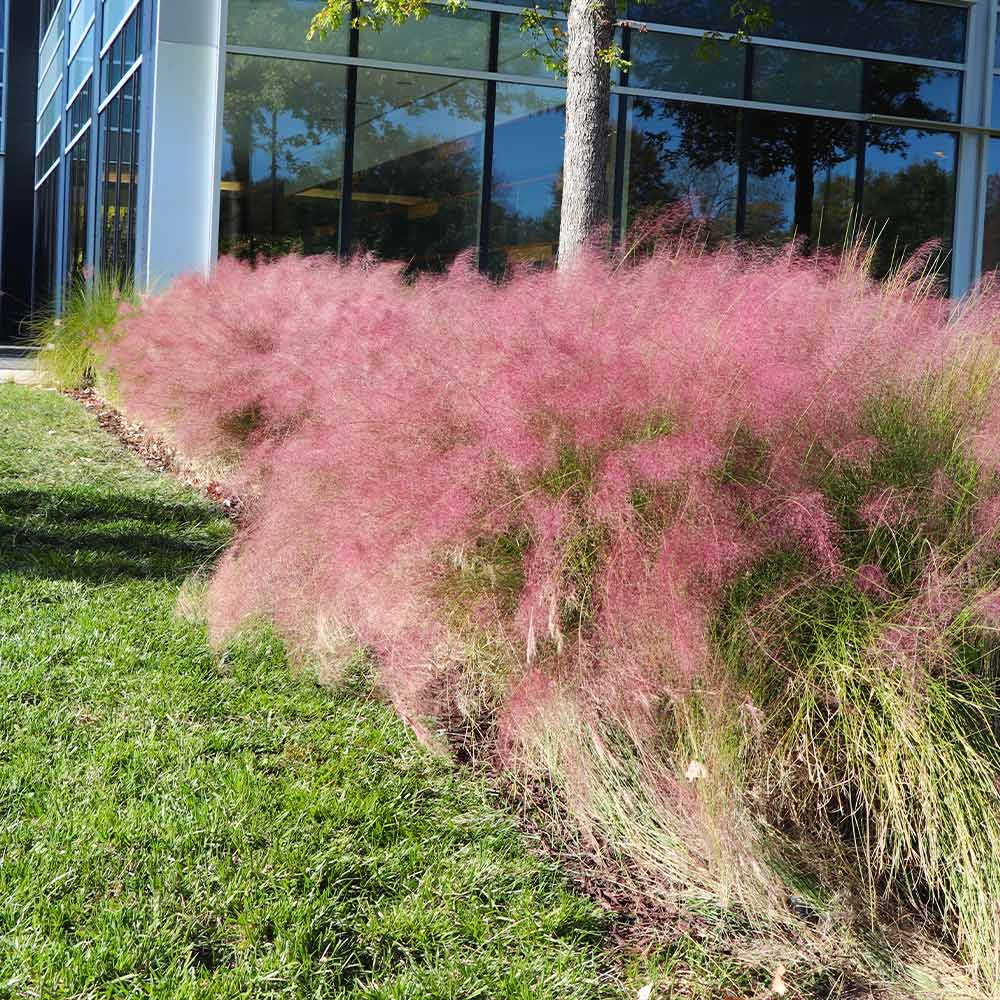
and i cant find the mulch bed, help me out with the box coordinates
[66,387,245,522]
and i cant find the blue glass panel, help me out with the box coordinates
[865,64,961,123]
[103,0,136,46]
[227,0,348,55]
[862,126,956,279]
[752,46,861,113]
[490,83,566,268]
[68,24,94,97]
[361,8,489,71]
[69,0,95,55]
[622,95,739,243]
[628,0,966,63]
[628,30,744,97]
[982,138,1000,274]
[992,76,1000,131]
[744,110,857,247]
[352,68,486,268]
[219,54,348,259]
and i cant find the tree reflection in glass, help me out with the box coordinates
[744,111,857,248]
[862,126,956,279]
[351,69,485,269]
[490,84,567,269]
[622,97,739,245]
[219,56,348,261]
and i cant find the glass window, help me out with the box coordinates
[490,83,567,268]
[865,64,961,123]
[629,0,966,64]
[351,68,486,269]
[99,67,141,277]
[33,166,61,308]
[69,0,95,55]
[360,8,489,71]
[982,139,1000,276]
[497,15,565,80]
[628,30,744,98]
[861,125,956,279]
[37,87,61,150]
[69,78,92,140]
[743,110,857,247]
[621,95,739,244]
[38,1,64,83]
[102,0,137,46]
[752,46,861,114]
[219,54,348,260]
[68,23,94,97]
[67,129,91,282]
[991,76,1000,131]
[101,4,141,98]
[227,0,348,56]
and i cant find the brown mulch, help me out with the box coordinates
[65,387,246,523]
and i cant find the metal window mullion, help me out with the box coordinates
[86,0,103,280]
[477,11,499,269]
[734,43,754,236]
[610,24,630,246]
[126,70,140,275]
[337,4,360,257]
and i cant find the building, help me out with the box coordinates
[9,0,1000,340]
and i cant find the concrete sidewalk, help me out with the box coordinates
[0,352,42,385]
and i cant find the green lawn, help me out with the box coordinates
[0,384,612,1000]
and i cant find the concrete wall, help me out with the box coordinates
[142,0,225,289]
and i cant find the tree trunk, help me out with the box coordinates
[792,118,816,247]
[557,0,615,267]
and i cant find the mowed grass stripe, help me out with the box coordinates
[0,384,611,1000]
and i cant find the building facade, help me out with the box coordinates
[16,0,1000,328]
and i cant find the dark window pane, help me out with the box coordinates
[744,110,857,247]
[352,69,485,269]
[983,139,1000,275]
[629,1,966,63]
[497,14,561,79]
[752,46,861,113]
[219,54,348,260]
[361,8,489,71]
[33,165,60,308]
[99,66,141,278]
[227,0,348,55]
[67,130,91,282]
[992,76,1000,131]
[490,84,566,269]
[862,125,956,279]
[865,64,961,123]
[622,96,739,244]
[497,17,623,81]
[100,4,141,99]
[628,30,744,98]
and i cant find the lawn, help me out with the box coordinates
[0,383,613,999]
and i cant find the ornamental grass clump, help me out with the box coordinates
[103,242,1000,995]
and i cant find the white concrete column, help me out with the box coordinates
[952,0,994,296]
[143,0,225,289]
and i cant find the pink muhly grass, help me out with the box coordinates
[102,243,995,736]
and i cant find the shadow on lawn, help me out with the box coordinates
[0,486,230,583]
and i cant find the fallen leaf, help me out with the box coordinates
[771,965,788,997]
[685,760,709,782]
